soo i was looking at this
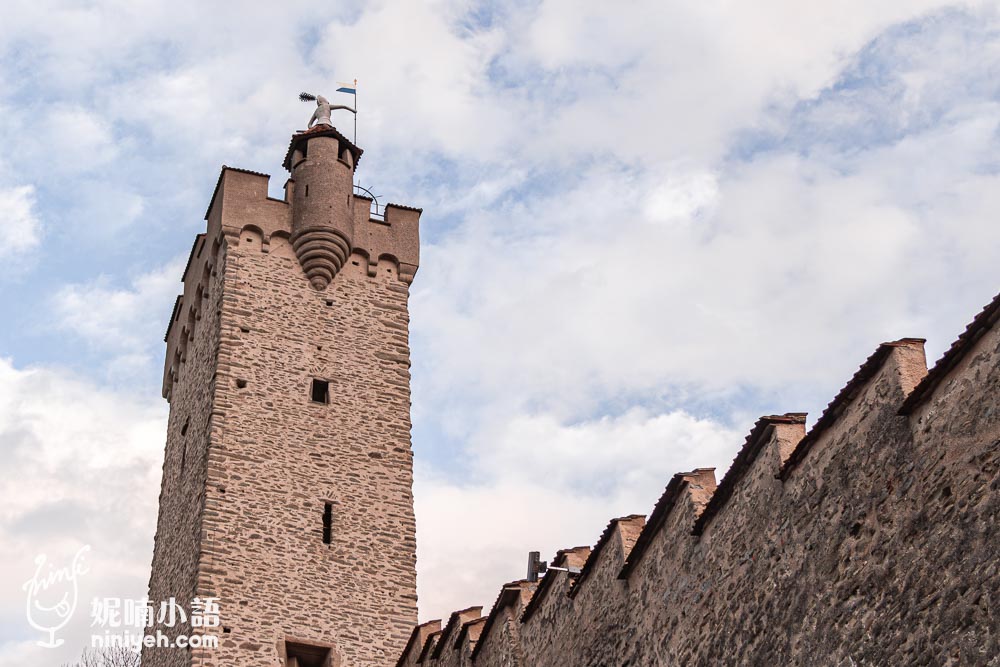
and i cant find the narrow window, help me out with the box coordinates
[304,184,309,197]
[311,379,329,404]
[179,418,190,472]
[322,502,333,544]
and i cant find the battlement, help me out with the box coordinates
[403,287,1000,666]
[162,148,421,400]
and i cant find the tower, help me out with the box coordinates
[144,124,421,666]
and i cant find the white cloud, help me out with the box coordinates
[302,0,981,174]
[0,359,165,665]
[314,0,511,159]
[0,185,40,259]
[414,408,738,621]
[76,184,146,234]
[643,171,719,225]
[43,108,118,174]
[408,5,1000,426]
[50,258,185,379]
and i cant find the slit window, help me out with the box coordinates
[322,502,333,544]
[311,379,329,404]
[179,418,190,472]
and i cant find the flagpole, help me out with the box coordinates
[353,79,358,145]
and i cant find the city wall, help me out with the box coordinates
[400,291,1000,666]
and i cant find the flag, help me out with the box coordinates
[336,85,356,95]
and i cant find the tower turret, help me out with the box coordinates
[284,126,364,290]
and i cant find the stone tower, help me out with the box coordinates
[144,124,421,667]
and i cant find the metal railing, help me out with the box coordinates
[354,183,384,221]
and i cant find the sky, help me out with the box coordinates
[2,0,1000,663]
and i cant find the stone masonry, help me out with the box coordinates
[145,125,421,667]
[399,290,1000,666]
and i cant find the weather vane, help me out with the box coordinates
[300,80,358,143]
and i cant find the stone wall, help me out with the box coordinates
[401,292,1000,666]
[146,148,422,666]
[144,232,226,666]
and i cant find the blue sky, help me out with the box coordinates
[2,0,1000,663]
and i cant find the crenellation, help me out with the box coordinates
[471,580,535,667]
[425,606,483,667]
[403,296,998,664]
[453,617,487,666]
[779,338,927,481]
[205,167,291,240]
[568,516,644,601]
[619,468,717,582]
[418,631,442,663]
[693,414,805,537]
[523,517,647,665]
[397,619,442,667]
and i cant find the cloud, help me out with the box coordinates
[413,408,739,621]
[0,0,984,275]
[0,358,165,664]
[49,258,185,380]
[409,6,1000,425]
[42,108,118,175]
[314,0,512,159]
[0,185,40,260]
[303,0,980,172]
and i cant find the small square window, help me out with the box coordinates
[285,641,332,667]
[311,379,329,404]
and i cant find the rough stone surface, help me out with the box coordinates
[403,299,1000,666]
[145,129,421,667]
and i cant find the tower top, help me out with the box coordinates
[283,125,363,171]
